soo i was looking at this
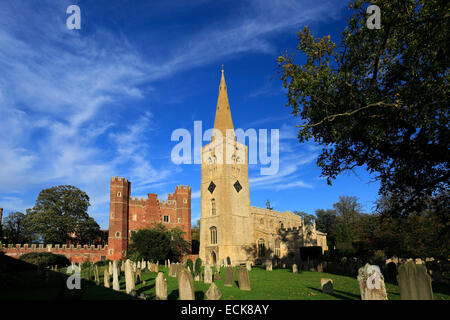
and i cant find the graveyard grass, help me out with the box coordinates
[6,264,449,300]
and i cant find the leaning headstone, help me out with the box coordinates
[104,269,110,288]
[204,265,213,284]
[125,259,136,294]
[178,268,195,300]
[321,278,333,294]
[246,261,252,271]
[236,267,251,291]
[357,263,387,300]
[206,283,222,300]
[397,261,433,300]
[224,267,234,287]
[155,272,168,300]
[292,264,298,274]
[112,260,120,291]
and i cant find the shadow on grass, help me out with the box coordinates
[0,254,135,300]
[307,287,359,300]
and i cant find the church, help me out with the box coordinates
[199,69,328,266]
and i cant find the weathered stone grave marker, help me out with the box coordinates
[155,272,168,300]
[236,267,251,291]
[397,261,433,300]
[206,283,222,300]
[178,268,195,300]
[357,263,387,300]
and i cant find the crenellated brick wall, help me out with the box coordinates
[1,243,108,263]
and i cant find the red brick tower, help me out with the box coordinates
[175,185,192,243]
[108,177,130,260]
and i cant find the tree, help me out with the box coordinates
[315,208,337,247]
[168,227,191,261]
[293,211,315,225]
[128,225,171,262]
[2,212,29,244]
[128,224,191,262]
[24,185,98,244]
[278,0,449,215]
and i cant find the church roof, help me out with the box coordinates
[213,67,235,136]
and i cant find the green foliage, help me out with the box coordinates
[2,211,29,244]
[185,259,194,274]
[194,258,202,276]
[19,252,70,269]
[128,224,191,262]
[24,185,100,244]
[167,227,191,261]
[128,225,171,262]
[278,0,449,215]
[371,250,387,267]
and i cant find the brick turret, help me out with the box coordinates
[108,177,130,260]
[175,185,192,243]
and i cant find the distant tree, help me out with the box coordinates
[128,225,171,262]
[315,208,337,247]
[293,211,315,226]
[168,227,191,262]
[24,185,98,244]
[278,0,449,215]
[2,212,29,244]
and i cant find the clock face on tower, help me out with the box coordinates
[208,181,216,194]
[234,180,242,193]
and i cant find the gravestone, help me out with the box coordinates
[121,260,125,272]
[246,261,252,271]
[113,260,120,291]
[321,278,333,294]
[137,261,141,269]
[169,263,176,277]
[155,272,168,300]
[125,259,136,294]
[109,261,113,275]
[357,263,387,300]
[292,264,298,274]
[236,267,251,291]
[317,263,323,273]
[397,261,433,300]
[224,267,234,287]
[204,265,213,284]
[178,268,195,300]
[104,269,110,288]
[94,264,100,285]
[206,283,222,300]
[266,263,272,271]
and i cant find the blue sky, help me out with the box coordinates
[0,0,381,229]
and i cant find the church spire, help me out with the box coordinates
[213,66,234,137]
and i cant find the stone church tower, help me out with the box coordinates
[199,69,253,266]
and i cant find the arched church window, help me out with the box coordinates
[258,239,266,257]
[210,227,218,244]
[274,239,280,257]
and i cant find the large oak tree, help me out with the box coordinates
[278,0,449,214]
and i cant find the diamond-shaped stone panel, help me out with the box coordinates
[208,181,216,194]
[234,180,242,193]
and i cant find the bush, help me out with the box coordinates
[194,258,202,276]
[20,252,70,269]
[186,259,194,274]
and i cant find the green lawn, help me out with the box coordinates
[70,264,450,300]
